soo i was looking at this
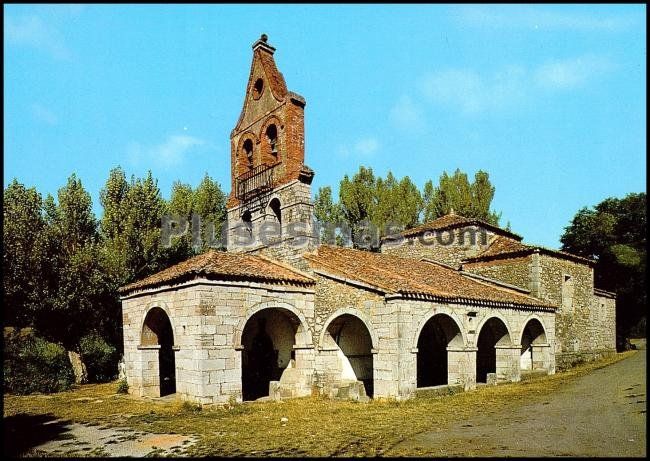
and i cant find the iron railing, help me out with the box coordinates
[235,162,278,201]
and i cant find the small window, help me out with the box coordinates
[266,124,278,159]
[253,78,264,99]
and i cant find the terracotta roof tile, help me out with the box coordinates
[120,250,314,294]
[305,245,554,309]
[396,213,522,240]
[464,235,594,265]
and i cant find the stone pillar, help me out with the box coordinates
[290,345,316,397]
[137,345,161,397]
[495,345,521,383]
[532,343,553,374]
[447,347,477,390]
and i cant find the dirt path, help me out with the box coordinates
[395,350,646,457]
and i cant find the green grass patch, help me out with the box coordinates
[3,351,636,457]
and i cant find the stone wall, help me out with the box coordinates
[592,292,617,352]
[122,279,315,405]
[462,255,533,292]
[226,179,317,267]
[535,255,615,369]
[381,227,497,269]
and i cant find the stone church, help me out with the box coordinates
[119,35,617,405]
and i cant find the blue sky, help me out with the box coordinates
[4,4,646,247]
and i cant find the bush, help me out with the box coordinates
[79,331,119,382]
[3,328,75,394]
[116,378,129,394]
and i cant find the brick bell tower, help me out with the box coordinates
[226,34,316,261]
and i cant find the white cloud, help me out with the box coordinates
[417,55,612,115]
[127,135,205,168]
[5,15,71,60]
[354,138,379,155]
[455,5,637,32]
[420,65,527,115]
[31,103,57,125]
[535,55,614,90]
[337,137,380,157]
[390,95,426,132]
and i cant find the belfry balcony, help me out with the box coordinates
[235,162,278,202]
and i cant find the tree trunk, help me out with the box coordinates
[68,350,88,384]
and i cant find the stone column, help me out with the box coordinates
[495,345,521,383]
[532,343,553,374]
[447,346,478,390]
[137,345,160,397]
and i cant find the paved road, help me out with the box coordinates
[396,351,646,457]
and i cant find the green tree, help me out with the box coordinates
[560,193,646,339]
[373,172,422,235]
[314,186,343,244]
[3,180,50,327]
[40,175,112,351]
[423,169,500,224]
[193,173,227,249]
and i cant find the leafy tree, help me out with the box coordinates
[423,169,500,224]
[339,166,377,229]
[39,175,112,351]
[373,172,422,235]
[166,173,227,251]
[193,173,227,249]
[560,193,646,338]
[314,186,344,244]
[3,180,50,328]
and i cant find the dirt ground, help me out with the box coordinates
[395,349,647,457]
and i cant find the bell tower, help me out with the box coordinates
[226,34,316,263]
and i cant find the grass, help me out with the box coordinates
[3,351,636,457]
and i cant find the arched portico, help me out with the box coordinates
[321,311,375,397]
[415,313,464,388]
[140,306,176,397]
[239,304,312,401]
[520,317,551,373]
[476,316,519,383]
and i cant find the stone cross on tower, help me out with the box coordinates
[226,34,316,263]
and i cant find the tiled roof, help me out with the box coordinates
[464,235,594,265]
[395,213,522,241]
[120,250,314,295]
[305,245,554,309]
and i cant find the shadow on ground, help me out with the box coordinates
[3,413,73,457]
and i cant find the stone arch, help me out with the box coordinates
[319,308,376,397]
[520,316,550,372]
[140,306,176,396]
[140,302,176,345]
[415,313,465,388]
[319,308,378,350]
[268,197,282,224]
[234,301,312,348]
[236,301,312,401]
[412,310,466,349]
[259,115,283,166]
[518,315,548,346]
[475,313,513,345]
[476,316,514,383]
